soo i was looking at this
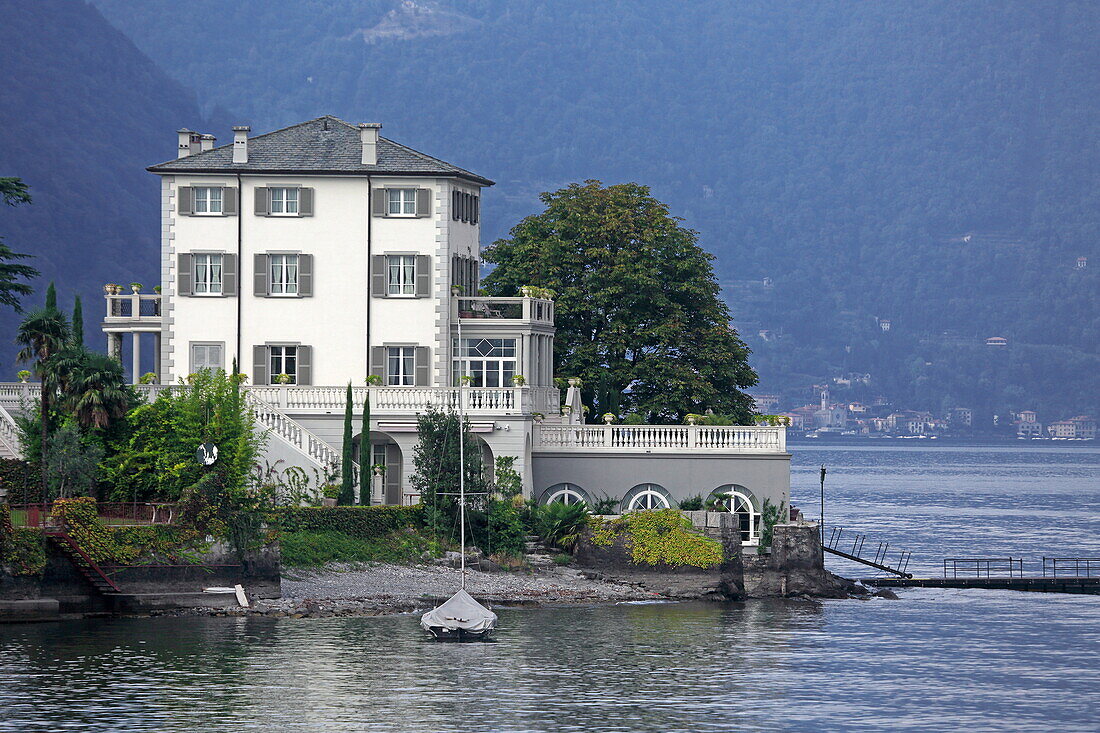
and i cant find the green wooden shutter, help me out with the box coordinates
[253,254,269,296]
[372,188,387,217]
[415,255,431,297]
[414,346,430,386]
[416,188,431,217]
[298,254,313,297]
[371,255,387,298]
[177,253,193,295]
[299,187,314,216]
[254,187,270,216]
[370,346,386,380]
[296,346,312,386]
[178,186,193,216]
[452,190,460,221]
[222,254,238,296]
[223,187,238,216]
[252,345,269,385]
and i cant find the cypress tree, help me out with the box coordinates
[71,295,83,346]
[360,387,371,505]
[338,382,355,505]
[45,282,57,311]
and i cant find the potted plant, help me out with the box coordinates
[129,282,143,294]
[602,412,616,424]
[153,285,162,294]
[16,370,30,384]
[451,285,463,297]
[685,413,702,425]
[365,374,383,386]
[460,375,474,386]
[274,373,292,385]
[105,283,121,295]
[567,377,582,388]
[561,405,573,416]
[520,285,534,297]
[371,463,387,477]
[532,412,545,422]
[512,374,527,386]
[321,485,340,507]
[139,372,158,385]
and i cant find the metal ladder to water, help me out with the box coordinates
[823,526,913,578]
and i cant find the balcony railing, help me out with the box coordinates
[533,424,787,453]
[247,385,560,415]
[455,296,554,324]
[104,293,162,323]
[3,384,561,417]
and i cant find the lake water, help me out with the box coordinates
[2,444,1099,732]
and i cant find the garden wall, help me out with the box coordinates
[573,510,744,600]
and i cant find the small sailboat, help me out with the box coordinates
[421,319,497,640]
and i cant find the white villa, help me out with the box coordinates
[0,116,790,546]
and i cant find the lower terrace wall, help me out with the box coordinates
[531,451,790,508]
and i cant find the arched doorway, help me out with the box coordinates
[710,484,760,543]
[622,483,672,512]
[359,431,402,505]
[540,483,589,505]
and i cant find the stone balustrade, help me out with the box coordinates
[533,423,787,453]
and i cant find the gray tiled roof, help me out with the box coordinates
[148,115,493,185]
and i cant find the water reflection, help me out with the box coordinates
[2,446,1099,732]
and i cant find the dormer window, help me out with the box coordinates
[192,186,223,215]
[387,188,417,216]
[269,187,299,215]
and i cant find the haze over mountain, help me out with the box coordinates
[3,0,1096,419]
[0,0,225,370]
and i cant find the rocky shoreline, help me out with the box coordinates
[141,560,893,620]
[145,562,666,619]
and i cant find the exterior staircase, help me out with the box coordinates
[245,390,360,483]
[0,404,22,460]
[47,532,122,595]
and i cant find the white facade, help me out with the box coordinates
[83,116,792,530]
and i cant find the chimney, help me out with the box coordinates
[233,125,250,164]
[200,134,216,152]
[177,128,198,159]
[359,123,381,165]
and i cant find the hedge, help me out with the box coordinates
[0,459,43,505]
[276,505,426,539]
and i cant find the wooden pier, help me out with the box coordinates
[863,575,1100,595]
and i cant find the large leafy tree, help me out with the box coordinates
[0,177,39,312]
[483,180,757,423]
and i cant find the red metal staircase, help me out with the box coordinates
[46,532,121,595]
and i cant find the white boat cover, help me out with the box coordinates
[420,589,497,633]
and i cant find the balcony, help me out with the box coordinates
[245,385,560,416]
[533,424,787,454]
[454,296,554,326]
[103,292,162,329]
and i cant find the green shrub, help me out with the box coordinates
[531,501,590,550]
[277,505,425,538]
[0,458,43,504]
[552,553,572,566]
[0,526,47,576]
[678,494,704,510]
[280,529,430,567]
[587,510,723,568]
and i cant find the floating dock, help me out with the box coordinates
[863,576,1100,595]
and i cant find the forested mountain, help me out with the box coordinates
[0,0,223,369]
[14,1,1100,420]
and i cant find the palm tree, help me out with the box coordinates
[16,305,70,494]
[65,351,130,430]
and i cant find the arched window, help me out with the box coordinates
[541,483,588,506]
[711,485,760,543]
[623,484,672,512]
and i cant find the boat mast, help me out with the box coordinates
[457,298,466,590]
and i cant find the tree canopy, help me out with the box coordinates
[483,181,757,423]
[0,177,38,312]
